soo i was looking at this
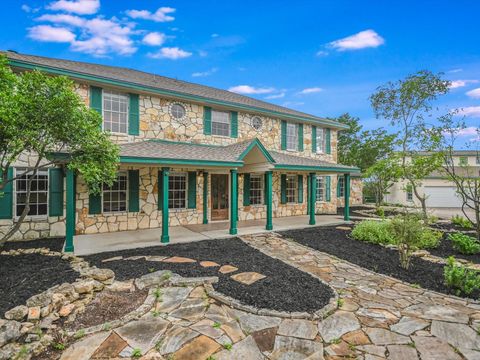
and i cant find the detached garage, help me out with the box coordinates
[424,186,463,208]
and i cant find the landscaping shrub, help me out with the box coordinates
[444,256,480,296]
[390,214,425,269]
[375,207,385,218]
[451,215,473,229]
[419,228,442,249]
[448,232,480,255]
[351,220,394,245]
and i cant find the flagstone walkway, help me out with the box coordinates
[60,232,480,360]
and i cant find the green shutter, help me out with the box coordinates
[128,170,139,212]
[280,174,287,204]
[128,93,140,135]
[49,168,64,216]
[264,173,268,204]
[88,192,101,214]
[312,126,317,153]
[0,168,13,219]
[90,86,102,115]
[337,177,341,197]
[306,174,310,214]
[158,170,163,210]
[326,128,331,154]
[326,176,331,202]
[297,175,303,203]
[243,173,250,206]
[203,106,212,135]
[281,120,287,150]
[188,172,197,209]
[230,111,238,138]
[298,124,304,151]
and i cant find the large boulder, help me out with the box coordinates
[0,320,21,347]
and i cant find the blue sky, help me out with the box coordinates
[2,0,480,142]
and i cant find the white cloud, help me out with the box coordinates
[142,32,166,46]
[449,80,479,89]
[228,85,275,95]
[21,4,40,13]
[282,101,304,107]
[28,25,75,42]
[265,92,286,99]
[126,7,175,22]
[328,29,385,51]
[466,88,480,99]
[456,127,479,136]
[148,47,192,60]
[448,68,463,73]
[211,33,219,38]
[298,87,323,94]
[47,0,100,15]
[316,50,329,57]
[192,68,218,77]
[36,14,86,27]
[455,106,480,118]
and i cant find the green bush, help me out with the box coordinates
[391,214,426,269]
[375,207,385,218]
[419,228,442,249]
[451,215,473,229]
[444,256,480,296]
[448,232,480,255]
[351,220,394,245]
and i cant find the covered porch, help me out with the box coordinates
[73,214,348,255]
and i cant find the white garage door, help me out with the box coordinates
[425,186,463,208]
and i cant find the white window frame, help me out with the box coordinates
[338,176,345,197]
[249,174,264,206]
[316,176,325,202]
[211,110,231,137]
[459,156,468,166]
[102,172,128,213]
[169,172,188,210]
[103,90,129,134]
[14,167,49,219]
[286,123,298,151]
[286,175,297,203]
[316,128,325,153]
[406,188,413,202]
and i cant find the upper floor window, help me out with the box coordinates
[459,156,468,166]
[103,90,128,133]
[170,103,187,120]
[169,173,187,209]
[316,128,325,153]
[15,168,48,217]
[250,174,264,205]
[316,176,325,202]
[286,175,297,203]
[286,123,298,151]
[212,110,230,137]
[103,172,128,213]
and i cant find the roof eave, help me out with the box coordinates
[274,164,361,173]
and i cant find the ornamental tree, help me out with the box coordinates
[0,55,119,245]
[363,157,402,207]
[370,70,449,219]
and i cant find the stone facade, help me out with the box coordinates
[337,177,363,207]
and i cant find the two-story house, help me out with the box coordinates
[385,150,479,208]
[0,51,360,252]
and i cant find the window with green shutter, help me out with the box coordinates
[298,124,304,151]
[203,106,212,135]
[128,170,139,212]
[311,126,317,153]
[297,175,303,203]
[243,173,250,206]
[281,120,287,150]
[128,93,140,135]
[326,128,331,154]
[0,168,13,219]
[280,174,287,204]
[230,111,238,138]
[326,176,331,201]
[49,168,64,216]
[187,172,197,209]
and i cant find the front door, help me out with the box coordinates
[211,174,229,221]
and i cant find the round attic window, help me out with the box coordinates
[251,116,263,131]
[169,103,187,121]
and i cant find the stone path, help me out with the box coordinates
[60,232,480,360]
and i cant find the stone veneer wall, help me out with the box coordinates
[336,177,363,207]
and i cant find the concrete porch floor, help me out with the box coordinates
[73,215,349,255]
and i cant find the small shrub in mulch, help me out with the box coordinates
[429,234,480,264]
[281,226,480,299]
[2,237,65,252]
[64,289,148,332]
[0,253,79,315]
[85,238,335,313]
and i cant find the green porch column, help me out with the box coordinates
[203,172,208,224]
[344,173,351,221]
[309,173,316,225]
[265,171,273,230]
[64,168,75,252]
[230,169,238,235]
[161,167,170,243]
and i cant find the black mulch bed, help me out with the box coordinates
[428,234,480,264]
[0,253,79,315]
[3,237,65,252]
[280,226,480,299]
[85,238,335,313]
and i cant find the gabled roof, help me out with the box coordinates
[118,138,360,173]
[4,51,347,130]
